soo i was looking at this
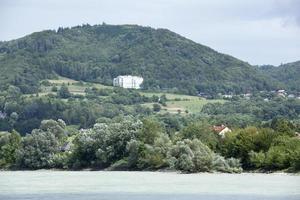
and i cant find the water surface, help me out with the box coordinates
[0,171,299,200]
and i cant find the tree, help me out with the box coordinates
[167,139,214,172]
[153,103,161,112]
[16,129,60,169]
[40,119,67,139]
[139,118,162,144]
[57,84,71,98]
[138,134,172,169]
[70,117,142,168]
[221,127,258,168]
[0,130,21,168]
[16,119,68,169]
[51,86,58,92]
[180,121,219,150]
[6,85,21,100]
[250,136,300,171]
[9,112,18,129]
[270,118,295,136]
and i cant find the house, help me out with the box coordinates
[213,124,232,138]
[276,89,286,97]
[113,75,143,89]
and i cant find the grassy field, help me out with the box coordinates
[40,76,112,95]
[38,76,225,114]
[141,91,225,114]
[140,92,199,100]
[142,99,224,114]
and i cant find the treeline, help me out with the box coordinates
[202,97,300,127]
[0,85,156,134]
[0,117,299,172]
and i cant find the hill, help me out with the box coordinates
[0,24,286,94]
[259,61,300,92]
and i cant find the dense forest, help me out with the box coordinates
[259,61,300,92]
[1,24,298,95]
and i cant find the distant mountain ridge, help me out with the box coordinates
[0,24,298,94]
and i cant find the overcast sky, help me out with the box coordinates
[0,0,300,65]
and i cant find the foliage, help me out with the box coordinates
[0,130,21,168]
[179,121,219,150]
[153,103,161,112]
[0,24,284,95]
[70,117,142,168]
[15,119,68,169]
[167,139,213,172]
[57,84,71,98]
[202,97,300,123]
[250,136,300,171]
[259,61,300,92]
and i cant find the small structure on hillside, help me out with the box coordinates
[213,124,232,138]
[276,89,286,97]
[113,75,143,89]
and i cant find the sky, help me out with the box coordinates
[0,0,300,66]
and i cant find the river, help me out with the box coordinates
[0,171,299,200]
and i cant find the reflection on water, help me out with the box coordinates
[0,171,299,200]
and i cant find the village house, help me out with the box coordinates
[276,89,286,97]
[113,75,143,89]
[213,124,232,138]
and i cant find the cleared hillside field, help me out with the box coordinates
[38,76,225,114]
[141,91,225,114]
[142,98,224,114]
[40,76,112,95]
[140,92,200,100]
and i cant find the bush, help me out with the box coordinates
[153,103,161,112]
[167,139,214,172]
[0,130,21,168]
[212,156,242,173]
[51,86,58,92]
[57,84,71,98]
[249,136,300,171]
[16,130,60,169]
[70,117,142,168]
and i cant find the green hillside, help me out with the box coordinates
[0,24,286,94]
[259,61,300,91]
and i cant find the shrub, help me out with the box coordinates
[153,103,161,112]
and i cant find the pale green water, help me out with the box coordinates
[0,171,299,200]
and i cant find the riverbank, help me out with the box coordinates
[1,168,299,176]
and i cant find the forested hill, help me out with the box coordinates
[259,61,300,92]
[0,23,289,94]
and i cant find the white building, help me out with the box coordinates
[113,75,143,89]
